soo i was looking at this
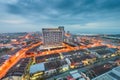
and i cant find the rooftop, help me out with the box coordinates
[92,66,120,80]
[30,62,45,74]
[95,49,112,55]
[88,46,107,51]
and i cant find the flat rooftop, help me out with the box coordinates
[30,62,45,74]
[39,45,64,50]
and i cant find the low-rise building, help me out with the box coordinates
[2,76,22,80]
[88,46,118,58]
[92,66,120,80]
[69,70,90,80]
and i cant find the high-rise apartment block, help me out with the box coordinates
[42,26,64,47]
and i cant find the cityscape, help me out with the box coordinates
[0,0,120,80]
[0,27,120,80]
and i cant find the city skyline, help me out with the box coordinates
[0,0,120,34]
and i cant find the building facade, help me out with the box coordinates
[42,27,64,47]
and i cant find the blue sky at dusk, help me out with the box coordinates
[0,0,120,34]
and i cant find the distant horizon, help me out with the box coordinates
[0,30,120,35]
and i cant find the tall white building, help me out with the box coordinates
[42,26,64,47]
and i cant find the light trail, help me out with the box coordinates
[0,42,42,79]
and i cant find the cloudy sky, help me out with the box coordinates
[0,0,120,34]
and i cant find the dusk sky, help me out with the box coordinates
[0,0,120,34]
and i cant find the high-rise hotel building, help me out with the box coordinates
[42,26,64,47]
